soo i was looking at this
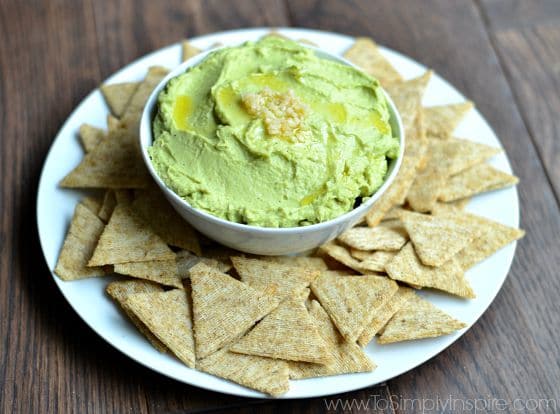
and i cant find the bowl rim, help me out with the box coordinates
[139,42,405,234]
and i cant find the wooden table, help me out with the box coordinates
[1,0,559,412]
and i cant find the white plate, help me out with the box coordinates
[37,28,520,399]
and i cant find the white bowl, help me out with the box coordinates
[139,45,404,255]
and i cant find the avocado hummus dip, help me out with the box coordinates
[149,37,399,227]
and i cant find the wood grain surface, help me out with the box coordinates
[1,0,559,413]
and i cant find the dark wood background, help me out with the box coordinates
[1,0,559,412]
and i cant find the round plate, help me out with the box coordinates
[37,28,520,399]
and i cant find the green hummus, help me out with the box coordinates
[149,37,399,227]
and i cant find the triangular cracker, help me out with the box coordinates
[98,190,117,222]
[351,249,380,261]
[123,66,169,120]
[433,210,525,270]
[54,203,107,280]
[199,244,239,264]
[379,217,407,231]
[260,256,328,271]
[106,280,167,352]
[384,71,431,133]
[366,112,428,227]
[311,271,398,342]
[445,138,501,176]
[262,30,291,41]
[60,118,150,189]
[432,198,471,214]
[401,211,475,266]
[176,250,231,276]
[378,294,467,343]
[424,101,473,139]
[393,147,428,207]
[382,206,409,221]
[459,225,525,270]
[181,40,201,62]
[406,138,498,212]
[290,300,374,378]
[343,37,403,85]
[189,263,280,359]
[338,225,407,251]
[406,139,460,212]
[231,292,332,364]
[100,82,139,118]
[197,348,289,397]
[385,243,475,298]
[320,242,369,274]
[350,250,396,273]
[298,38,317,46]
[79,124,105,152]
[132,185,201,255]
[114,257,182,288]
[231,257,320,299]
[406,168,446,213]
[124,290,195,368]
[439,164,519,202]
[88,203,175,266]
[357,286,416,346]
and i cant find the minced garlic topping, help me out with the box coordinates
[242,87,310,141]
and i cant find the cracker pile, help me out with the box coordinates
[53,34,524,397]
